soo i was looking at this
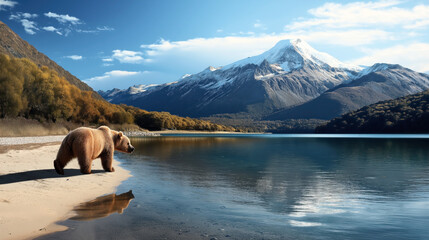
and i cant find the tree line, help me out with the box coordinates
[316,90,429,133]
[0,54,236,131]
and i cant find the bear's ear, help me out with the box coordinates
[118,131,123,138]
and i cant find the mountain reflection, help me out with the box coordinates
[125,136,429,215]
[71,190,135,221]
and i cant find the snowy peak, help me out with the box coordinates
[127,84,160,94]
[356,63,404,79]
[224,39,362,72]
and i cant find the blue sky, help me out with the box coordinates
[1,0,429,90]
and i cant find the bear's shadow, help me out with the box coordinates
[0,169,105,185]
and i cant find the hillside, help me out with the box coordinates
[316,90,429,133]
[0,53,236,132]
[0,20,94,93]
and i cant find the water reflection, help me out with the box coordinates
[71,190,135,221]
[126,137,429,217]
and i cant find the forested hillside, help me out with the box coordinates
[316,90,429,133]
[0,20,94,93]
[0,54,235,132]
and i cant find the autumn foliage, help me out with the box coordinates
[0,54,235,131]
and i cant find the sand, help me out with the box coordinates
[0,137,131,240]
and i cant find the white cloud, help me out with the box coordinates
[102,58,113,62]
[43,26,56,31]
[253,19,267,30]
[86,70,141,82]
[291,29,393,46]
[97,26,114,31]
[351,43,429,73]
[286,1,429,30]
[44,12,81,25]
[216,29,223,33]
[85,70,158,90]
[9,12,39,34]
[42,26,62,35]
[20,19,38,35]
[140,29,392,68]
[75,29,97,33]
[65,55,83,60]
[0,0,16,10]
[85,70,177,90]
[111,50,144,64]
[9,12,37,20]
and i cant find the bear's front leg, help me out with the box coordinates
[101,154,115,172]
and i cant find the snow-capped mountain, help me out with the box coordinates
[100,39,429,119]
[223,39,361,72]
[103,39,366,117]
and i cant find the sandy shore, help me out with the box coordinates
[0,137,131,240]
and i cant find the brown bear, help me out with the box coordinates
[53,126,134,175]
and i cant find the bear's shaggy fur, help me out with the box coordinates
[53,126,134,175]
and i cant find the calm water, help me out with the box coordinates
[39,134,429,240]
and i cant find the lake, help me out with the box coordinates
[38,134,429,240]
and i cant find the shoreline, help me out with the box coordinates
[0,137,131,240]
[150,130,267,135]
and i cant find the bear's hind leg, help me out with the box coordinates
[54,159,64,175]
[78,155,92,174]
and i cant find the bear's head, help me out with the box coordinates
[113,131,135,153]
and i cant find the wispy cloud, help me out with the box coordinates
[64,55,83,60]
[286,1,429,30]
[111,50,144,64]
[85,70,145,90]
[10,12,37,20]
[140,29,391,67]
[97,26,114,31]
[86,70,141,81]
[0,0,17,10]
[44,12,81,25]
[85,70,174,90]
[20,19,38,35]
[351,43,429,73]
[102,58,113,62]
[42,26,62,35]
[253,19,267,30]
[9,12,39,34]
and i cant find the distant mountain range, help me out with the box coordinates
[100,39,429,121]
[268,63,429,120]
